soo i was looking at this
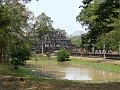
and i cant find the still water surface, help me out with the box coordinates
[28,61,120,81]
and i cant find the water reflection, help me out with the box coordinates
[59,66,120,80]
[27,61,120,81]
[61,67,92,80]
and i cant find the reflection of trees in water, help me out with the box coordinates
[27,62,120,81]
[91,68,120,80]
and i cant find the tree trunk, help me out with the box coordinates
[103,43,106,59]
[42,38,44,54]
[0,46,2,63]
[1,46,9,64]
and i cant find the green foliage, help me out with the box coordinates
[35,12,53,38]
[96,30,120,51]
[10,47,31,69]
[81,33,91,49]
[68,33,82,48]
[71,58,120,73]
[0,0,33,63]
[57,50,70,61]
[33,13,53,54]
[77,0,120,50]
[76,0,101,48]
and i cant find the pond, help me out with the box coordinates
[27,60,120,81]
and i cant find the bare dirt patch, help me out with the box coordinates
[0,77,120,90]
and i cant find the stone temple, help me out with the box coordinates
[31,29,77,53]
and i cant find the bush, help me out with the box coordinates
[57,50,70,61]
[10,47,31,69]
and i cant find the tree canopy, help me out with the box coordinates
[0,0,54,63]
[34,12,53,39]
[77,0,120,51]
[0,0,33,63]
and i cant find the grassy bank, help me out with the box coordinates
[69,57,120,73]
[0,64,34,78]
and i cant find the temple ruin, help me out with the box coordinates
[31,29,77,53]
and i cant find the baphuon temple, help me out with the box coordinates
[31,29,77,53]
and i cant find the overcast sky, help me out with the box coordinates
[26,0,86,35]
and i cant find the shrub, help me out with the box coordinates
[57,50,70,61]
[10,47,31,69]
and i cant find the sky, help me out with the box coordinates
[26,0,86,35]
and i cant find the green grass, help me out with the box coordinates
[28,56,58,64]
[0,56,57,79]
[28,56,57,64]
[68,58,120,73]
[0,64,34,78]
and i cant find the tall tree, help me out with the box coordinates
[34,12,53,54]
[96,10,120,52]
[0,0,32,63]
[77,0,100,49]
[76,0,120,50]
[35,13,53,38]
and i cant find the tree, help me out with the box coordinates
[0,0,35,3]
[35,13,53,38]
[96,14,120,52]
[0,0,33,63]
[96,30,120,51]
[68,31,82,48]
[76,0,120,50]
[77,0,101,49]
[34,12,53,54]
[10,46,31,69]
